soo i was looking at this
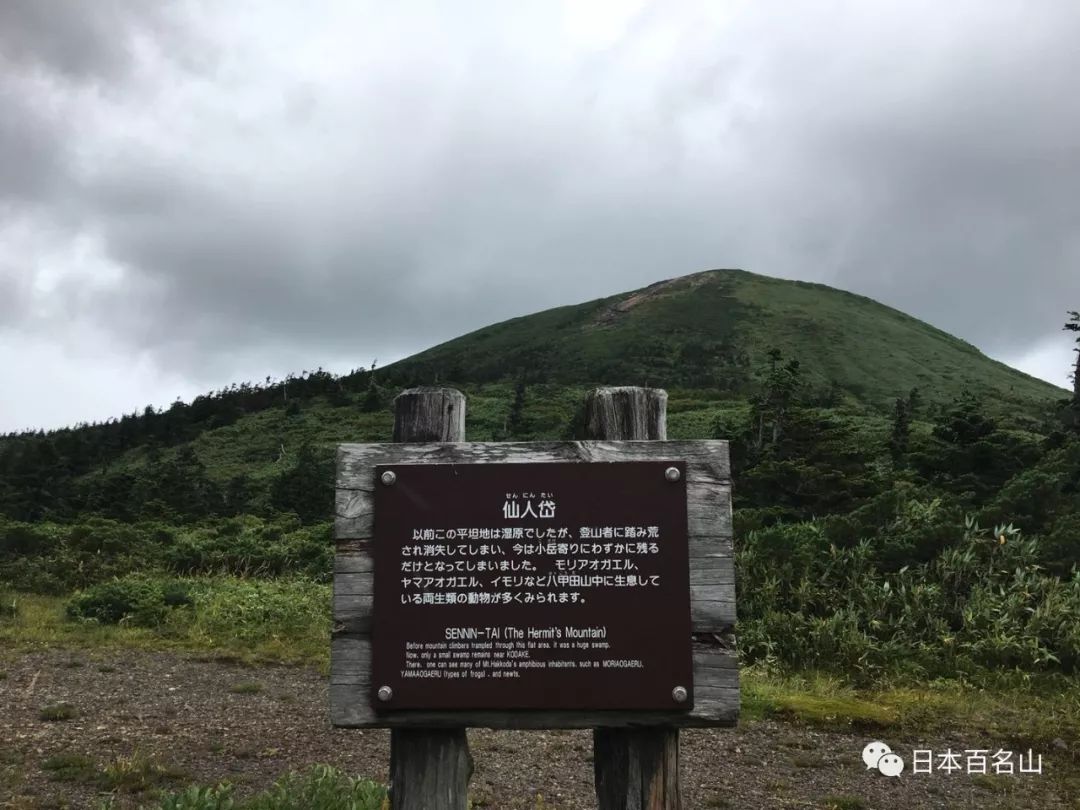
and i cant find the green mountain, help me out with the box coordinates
[388,268,1063,413]
[0,268,1072,530]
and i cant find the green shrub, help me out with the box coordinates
[248,765,386,809]
[157,784,237,810]
[163,519,332,580]
[0,518,166,593]
[736,508,1080,683]
[0,517,332,594]
[63,576,329,658]
[185,578,329,648]
[67,578,173,626]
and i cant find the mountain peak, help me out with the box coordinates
[386,269,1064,413]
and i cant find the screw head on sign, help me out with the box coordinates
[377,686,393,702]
[380,470,397,486]
[664,466,681,483]
[672,686,688,703]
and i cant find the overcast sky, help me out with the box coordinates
[1,1,1077,433]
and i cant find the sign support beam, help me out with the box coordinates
[387,387,473,810]
[587,387,682,810]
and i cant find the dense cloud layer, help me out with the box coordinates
[1,0,1077,431]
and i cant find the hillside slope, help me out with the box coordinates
[0,268,1070,525]
[385,269,1064,413]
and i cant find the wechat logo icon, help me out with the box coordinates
[862,741,904,777]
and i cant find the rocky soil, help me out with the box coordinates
[1,649,1075,809]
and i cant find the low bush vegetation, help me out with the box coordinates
[737,509,1080,684]
[140,765,386,810]
[59,576,330,662]
[0,516,332,594]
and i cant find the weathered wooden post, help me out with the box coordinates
[332,384,737,809]
[359,387,472,809]
[587,387,679,809]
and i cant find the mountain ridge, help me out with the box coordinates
[383,267,1065,414]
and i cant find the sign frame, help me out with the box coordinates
[331,440,737,730]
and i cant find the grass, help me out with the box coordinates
[42,753,98,783]
[103,751,187,794]
[0,582,330,668]
[741,666,1080,760]
[39,703,78,721]
[144,764,386,809]
[39,751,185,794]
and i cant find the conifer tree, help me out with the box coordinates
[1066,311,1079,401]
[888,396,911,463]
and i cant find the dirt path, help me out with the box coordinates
[1,649,1075,809]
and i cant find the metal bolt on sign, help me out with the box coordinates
[671,686,688,703]
[664,466,681,483]
[377,685,394,702]
[380,470,397,486]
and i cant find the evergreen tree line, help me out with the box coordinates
[0,441,334,525]
[722,323,1080,575]
[0,361,411,522]
[0,364,395,489]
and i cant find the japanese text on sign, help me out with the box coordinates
[370,462,694,711]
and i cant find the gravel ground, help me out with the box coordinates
[1,649,1075,809]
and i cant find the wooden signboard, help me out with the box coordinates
[331,440,737,729]
[370,460,693,711]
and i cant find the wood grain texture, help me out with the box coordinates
[585,386,668,441]
[594,728,681,810]
[389,728,473,810]
[336,440,731,492]
[392,387,466,443]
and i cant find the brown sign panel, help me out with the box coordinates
[370,461,693,712]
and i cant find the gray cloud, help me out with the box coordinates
[0,0,176,79]
[0,80,67,207]
[1,0,1078,431]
